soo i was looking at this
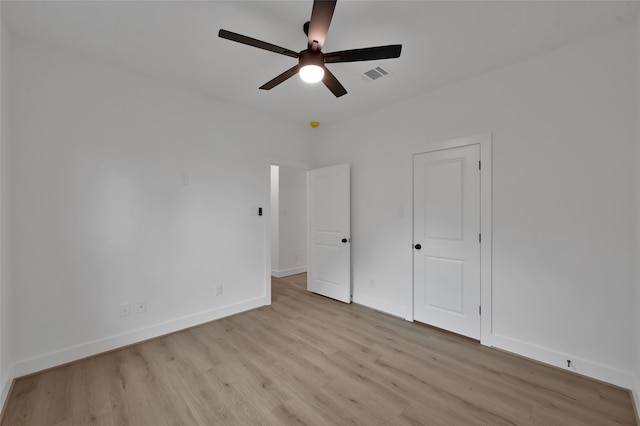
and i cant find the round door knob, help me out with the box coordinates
[414,244,422,250]
[341,238,348,243]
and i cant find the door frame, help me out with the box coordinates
[412,133,493,347]
[264,158,314,305]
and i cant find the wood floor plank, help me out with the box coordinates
[1,273,636,425]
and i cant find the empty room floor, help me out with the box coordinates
[1,273,636,425]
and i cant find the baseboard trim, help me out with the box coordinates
[352,292,411,321]
[0,365,16,423]
[491,333,634,390]
[9,296,268,381]
[631,374,640,424]
[271,266,307,278]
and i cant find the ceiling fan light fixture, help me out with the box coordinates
[218,0,402,97]
[298,49,324,84]
[299,65,324,83]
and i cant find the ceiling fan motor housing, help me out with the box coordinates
[299,49,324,68]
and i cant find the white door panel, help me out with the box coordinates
[309,164,351,303]
[414,145,480,339]
[424,256,464,314]
[424,159,463,240]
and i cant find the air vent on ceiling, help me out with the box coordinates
[359,65,393,82]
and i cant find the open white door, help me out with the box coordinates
[413,145,481,339]
[308,164,351,303]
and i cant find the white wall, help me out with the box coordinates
[270,165,280,274]
[635,16,640,415]
[314,25,637,388]
[8,36,313,376]
[0,2,12,404]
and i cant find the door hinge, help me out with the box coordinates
[479,233,481,243]
[478,160,481,170]
[479,306,482,316]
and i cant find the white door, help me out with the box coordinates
[308,164,351,303]
[413,145,481,339]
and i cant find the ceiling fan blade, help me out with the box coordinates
[322,66,347,97]
[324,45,402,63]
[259,65,301,90]
[219,29,299,59]
[307,0,337,51]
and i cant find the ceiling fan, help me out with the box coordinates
[218,0,402,98]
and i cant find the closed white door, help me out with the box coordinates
[413,145,481,339]
[308,164,351,303]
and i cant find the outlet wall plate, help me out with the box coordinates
[120,303,131,317]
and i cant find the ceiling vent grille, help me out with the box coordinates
[359,65,393,82]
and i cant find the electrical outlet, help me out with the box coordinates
[120,303,131,317]
[216,285,223,296]
[136,300,146,314]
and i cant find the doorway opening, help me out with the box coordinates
[270,164,309,279]
[267,162,310,304]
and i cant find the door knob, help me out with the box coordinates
[341,238,348,243]
[414,243,422,250]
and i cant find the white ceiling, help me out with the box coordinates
[3,0,639,125]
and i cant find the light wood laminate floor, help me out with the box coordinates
[2,273,636,425]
